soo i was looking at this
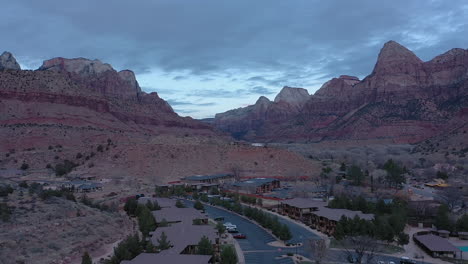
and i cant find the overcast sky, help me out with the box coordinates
[2,0,467,118]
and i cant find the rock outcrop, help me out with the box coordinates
[213,41,468,143]
[0,51,21,70]
[0,53,215,139]
[214,87,310,139]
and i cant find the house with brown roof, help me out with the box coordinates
[150,223,219,255]
[413,233,460,258]
[279,198,374,236]
[121,253,211,264]
[138,197,176,208]
[152,207,209,225]
[279,198,327,221]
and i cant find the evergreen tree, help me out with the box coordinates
[435,204,452,231]
[194,200,204,210]
[81,251,92,264]
[137,206,156,236]
[397,232,409,246]
[279,224,292,241]
[457,214,468,232]
[340,162,347,171]
[175,199,185,208]
[220,246,238,264]
[124,198,138,216]
[383,159,406,188]
[216,221,226,236]
[347,165,365,186]
[197,235,214,255]
[157,232,172,250]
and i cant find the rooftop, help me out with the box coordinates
[314,207,374,221]
[281,198,327,209]
[138,197,176,208]
[414,234,460,252]
[150,223,217,254]
[121,253,211,264]
[183,173,233,181]
[233,178,278,187]
[152,207,208,224]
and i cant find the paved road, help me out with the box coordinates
[185,200,427,264]
[185,200,294,264]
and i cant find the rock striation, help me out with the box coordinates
[0,54,215,137]
[213,41,468,143]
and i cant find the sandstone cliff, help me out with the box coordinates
[213,41,468,143]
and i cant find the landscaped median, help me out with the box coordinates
[195,197,298,247]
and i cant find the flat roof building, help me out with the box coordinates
[279,198,374,236]
[150,223,218,254]
[152,207,208,224]
[121,253,211,264]
[138,197,176,208]
[414,233,460,258]
[232,178,280,194]
[182,173,234,184]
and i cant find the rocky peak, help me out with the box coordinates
[118,70,142,93]
[0,51,21,70]
[274,86,310,107]
[39,57,114,76]
[372,40,423,74]
[256,96,271,105]
[339,75,360,85]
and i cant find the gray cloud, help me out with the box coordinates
[1,0,467,117]
[167,99,216,107]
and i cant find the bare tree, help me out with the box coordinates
[340,236,378,264]
[437,186,462,210]
[231,164,242,182]
[307,238,327,264]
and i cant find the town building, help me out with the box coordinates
[121,252,211,264]
[413,233,460,258]
[182,173,235,185]
[152,207,209,225]
[138,197,176,208]
[150,223,218,255]
[279,198,374,236]
[232,178,280,194]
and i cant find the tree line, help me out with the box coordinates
[210,197,292,241]
[331,195,409,245]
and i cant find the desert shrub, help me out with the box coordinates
[0,185,14,197]
[54,160,78,176]
[97,145,104,152]
[20,163,29,170]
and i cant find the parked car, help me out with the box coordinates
[233,233,246,239]
[389,261,395,264]
[214,217,224,222]
[223,222,237,229]
[227,227,238,233]
[400,257,416,264]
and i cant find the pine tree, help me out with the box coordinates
[175,199,185,208]
[197,235,214,255]
[157,232,172,250]
[279,224,292,241]
[194,200,204,210]
[220,246,237,264]
[81,251,92,264]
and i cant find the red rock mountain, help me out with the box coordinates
[214,87,310,139]
[214,41,468,143]
[0,56,213,134]
[1,55,322,182]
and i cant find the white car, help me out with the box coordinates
[223,222,237,228]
